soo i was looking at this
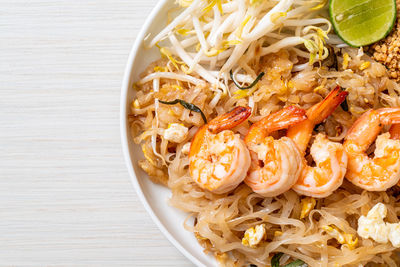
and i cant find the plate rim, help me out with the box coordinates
[119,1,206,266]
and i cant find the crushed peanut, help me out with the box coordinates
[370,0,400,80]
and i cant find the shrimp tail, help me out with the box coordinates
[265,106,308,132]
[345,110,381,151]
[307,85,348,124]
[377,108,400,124]
[345,107,400,191]
[287,86,347,153]
[245,106,307,144]
[208,106,252,134]
[347,108,400,151]
[190,106,251,158]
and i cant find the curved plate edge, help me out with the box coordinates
[119,1,208,266]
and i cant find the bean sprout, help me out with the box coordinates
[146,0,331,90]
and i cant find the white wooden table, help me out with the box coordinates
[0,1,192,266]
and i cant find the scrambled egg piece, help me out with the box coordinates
[357,203,400,247]
[274,231,283,237]
[388,223,400,247]
[181,142,191,154]
[242,224,266,248]
[322,225,358,250]
[342,53,350,69]
[163,123,188,143]
[300,197,316,219]
[133,99,140,109]
[359,61,371,71]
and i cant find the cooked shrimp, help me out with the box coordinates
[244,106,307,197]
[287,86,348,198]
[389,124,400,187]
[189,106,252,194]
[389,123,400,140]
[344,108,400,191]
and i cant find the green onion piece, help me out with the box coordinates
[282,259,306,267]
[271,253,306,267]
[230,70,265,90]
[271,253,283,267]
[158,99,207,124]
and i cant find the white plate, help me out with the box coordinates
[120,1,216,266]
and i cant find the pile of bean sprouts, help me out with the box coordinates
[143,0,338,94]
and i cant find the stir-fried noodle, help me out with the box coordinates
[130,0,400,265]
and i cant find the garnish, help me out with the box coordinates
[236,15,251,38]
[270,12,287,23]
[230,70,265,90]
[160,47,184,70]
[329,0,396,47]
[283,260,307,267]
[271,252,283,267]
[158,99,207,124]
[310,0,327,11]
[271,253,307,267]
[202,0,223,14]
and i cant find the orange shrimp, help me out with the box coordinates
[390,124,400,140]
[244,106,307,197]
[189,106,252,194]
[389,124,400,187]
[287,86,348,198]
[344,108,400,191]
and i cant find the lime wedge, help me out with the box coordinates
[329,0,397,47]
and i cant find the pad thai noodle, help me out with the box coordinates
[129,0,400,266]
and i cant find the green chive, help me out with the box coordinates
[158,99,207,124]
[282,259,306,267]
[271,253,284,267]
[230,70,265,90]
[271,252,306,267]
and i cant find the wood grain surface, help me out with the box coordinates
[0,1,193,266]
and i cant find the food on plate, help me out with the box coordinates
[244,106,306,197]
[344,108,400,191]
[370,0,400,80]
[241,224,267,248]
[271,252,305,267]
[288,86,348,198]
[129,0,400,265]
[357,202,400,248]
[189,106,252,194]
